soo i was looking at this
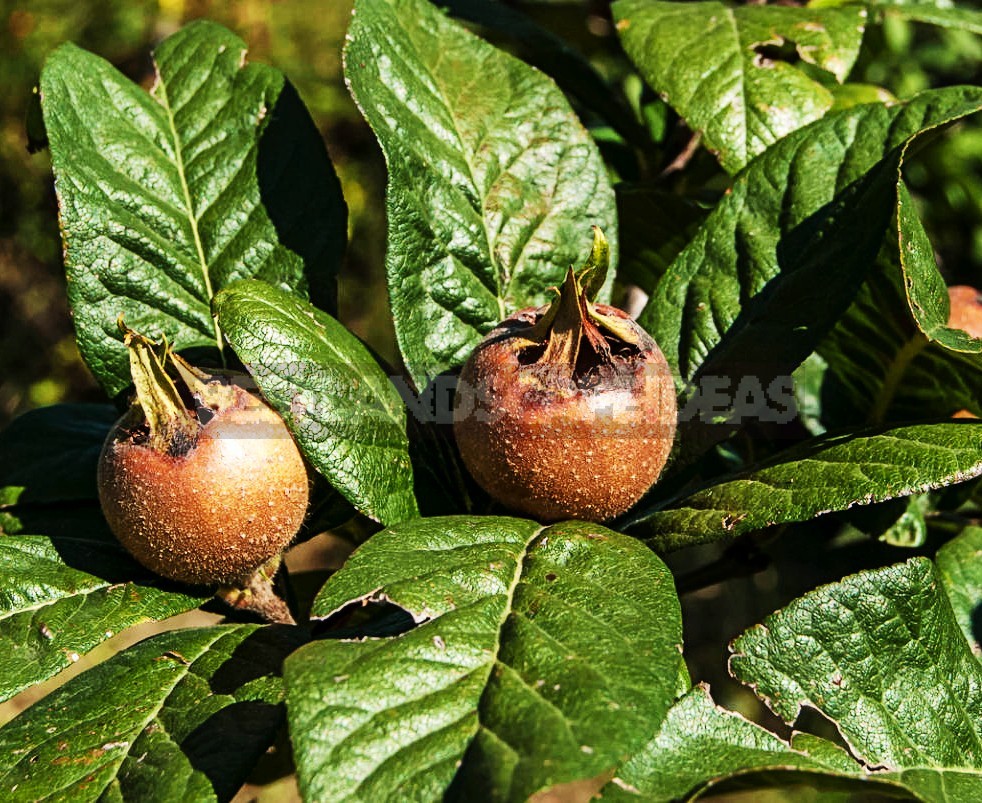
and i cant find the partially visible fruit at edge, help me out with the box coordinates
[948,285,982,420]
[948,285,982,338]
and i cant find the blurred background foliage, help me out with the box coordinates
[1,0,980,428]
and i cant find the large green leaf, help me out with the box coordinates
[937,525,982,657]
[0,625,305,801]
[731,558,982,795]
[285,516,685,801]
[636,87,982,393]
[0,534,206,705]
[0,404,116,507]
[41,20,346,397]
[344,0,617,390]
[613,0,866,174]
[602,685,916,801]
[627,421,982,551]
[214,280,418,526]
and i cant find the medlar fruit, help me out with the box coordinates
[98,325,309,586]
[453,230,677,522]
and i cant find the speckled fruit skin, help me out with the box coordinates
[98,386,309,586]
[453,304,677,522]
[948,285,982,338]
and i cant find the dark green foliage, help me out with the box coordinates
[2,3,982,800]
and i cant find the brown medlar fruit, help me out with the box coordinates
[453,230,677,522]
[98,325,309,586]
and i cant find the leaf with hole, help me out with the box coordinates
[613,0,867,173]
[285,516,685,801]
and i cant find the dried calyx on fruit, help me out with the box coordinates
[98,321,308,622]
[453,228,677,522]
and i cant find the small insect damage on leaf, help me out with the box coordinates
[315,586,437,626]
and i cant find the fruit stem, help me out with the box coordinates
[120,319,199,457]
[217,558,296,625]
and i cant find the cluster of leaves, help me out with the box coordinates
[2,0,982,799]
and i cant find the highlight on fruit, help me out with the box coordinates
[453,228,678,523]
[97,321,310,592]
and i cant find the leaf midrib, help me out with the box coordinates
[154,69,224,355]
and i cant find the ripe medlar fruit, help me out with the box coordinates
[453,230,677,522]
[98,325,309,586]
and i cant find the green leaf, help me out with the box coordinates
[0,625,305,801]
[730,559,982,772]
[817,244,982,426]
[285,516,685,801]
[0,534,207,705]
[936,525,982,657]
[41,20,346,397]
[627,422,982,551]
[636,87,982,391]
[613,0,866,173]
[214,280,418,526]
[0,404,116,507]
[345,0,617,390]
[898,181,982,353]
[604,685,924,801]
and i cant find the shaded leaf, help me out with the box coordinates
[286,516,684,801]
[936,525,982,657]
[615,185,708,293]
[0,404,117,507]
[345,0,617,390]
[627,421,982,551]
[613,0,866,173]
[636,86,982,392]
[41,21,345,396]
[214,280,418,526]
[0,625,306,801]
